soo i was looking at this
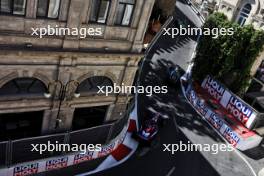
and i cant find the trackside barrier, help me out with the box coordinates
[201,75,259,129]
[11,134,65,164]
[184,0,205,23]
[0,100,138,176]
[181,77,262,151]
[0,123,128,176]
[69,124,112,146]
[0,141,7,166]
[76,97,139,176]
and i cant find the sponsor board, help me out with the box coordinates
[98,143,115,158]
[196,98,208,116]
[73,152,94,165]
[201,75,225,102]
[187,89,197,106]
[202,75,258,129]
[46,157,68,171]
[208,113,224,130]
[187,89,208,116]
[225,96,257,128]
[184,82,262,150]
[223,126,240,147]
[13,163,38,176]
[186,85,241,147]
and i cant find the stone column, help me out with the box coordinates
[25,0,37,18]
[56,107,75,132]
[59,0,71,21]
[41,109,58,134]
[62,0,84,49]
[104,104,115,122]
[108,95,129,121]
[107,0,119,26]
[132,0,155,52]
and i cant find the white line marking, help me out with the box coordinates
[166,166,176,176]
[233,148,257,176]
[172,115,180,133]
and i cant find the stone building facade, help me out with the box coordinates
[191,0,264,87]
[215,0,264,78]
[0,0,155,138]
[216,0,264,28]
[192,0,264,29]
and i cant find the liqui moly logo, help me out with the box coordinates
[208,113,223,130]
[203,76,225,101]
[73,152,94,164]
[223,127,240,146]
[14,163,38,176]
[98,143,115,157]
[46,157,68,170]
[196,99,208,116]
[226,96,252,123]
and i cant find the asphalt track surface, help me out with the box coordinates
[92,1,222,176]
[92,1,259,176]
[36,1,262,176]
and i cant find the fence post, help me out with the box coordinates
[63,132,70,154]
[6,140,12,167]
[106,124,114,143]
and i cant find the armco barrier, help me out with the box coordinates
[70,124,112,145]
[0,122,128,176]
[0,141,7,166]
[0,101,137,176]
[182,79,262,151]
[11,134,65,164]
[109,113,130,140]
[0,120,120,167]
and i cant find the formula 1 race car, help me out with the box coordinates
[135,113,168,145]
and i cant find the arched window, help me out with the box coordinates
[0,78,47,97]
[237,4,252,26]
[77,76,113,95]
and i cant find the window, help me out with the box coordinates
[90,0,110,24]
[0,111,43,141]
[37,0,60,19]
[72,106,108,130]
[77,76,113,96]
[0,78,47,97]
[237,4,252,26]
[0,0,26,15]
[115,0,135,26]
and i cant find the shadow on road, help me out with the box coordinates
[139,56,223,143]
[243,139,264,160]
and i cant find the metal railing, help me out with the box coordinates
[0,114,130,167]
